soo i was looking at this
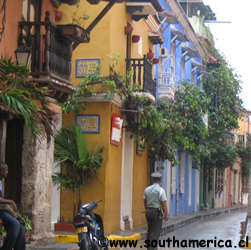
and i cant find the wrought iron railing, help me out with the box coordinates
[17,11,72,84]
[126,55,156,97]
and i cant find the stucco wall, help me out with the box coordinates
[21,123,55,240]
[61,101,123,233]
[132,143,148,227]
[58,0,155,233]
[0,1,22,58]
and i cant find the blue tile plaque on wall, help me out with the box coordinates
[75,58,100,78]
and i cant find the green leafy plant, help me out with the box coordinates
[0,227,6,238]
[21,214,32,231]
[0,58,54,139]
[202,49,242,170]
[236,140,251,177]
[53,125,104,218]
[122,82,209,165]
[71,2,89,26]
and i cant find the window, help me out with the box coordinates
[238,135,245,143]
[215,169,224,194]
[22,0,35,22]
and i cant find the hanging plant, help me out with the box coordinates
[132,35,140,43]
[55,10,63,21]
[147,50,154,60]
[152,58,159,64]
[125,23,133,35]
[121,81,209,165]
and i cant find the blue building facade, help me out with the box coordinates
[153,0,204,217]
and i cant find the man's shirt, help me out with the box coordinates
[144,183,167,209]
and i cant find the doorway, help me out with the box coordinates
[5,119,24,207]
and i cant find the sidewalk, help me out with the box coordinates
[27,205,246,250]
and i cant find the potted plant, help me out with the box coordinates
[132,35,140,43]
[57,2,90,43]
[147,50,154,60]
[53,125,104,229]
[20,214,32,243]
[152,58,159,64]
[57,24,89,43]
[55,10,63,22]
[125,23,133,35]
[0,226,6,247]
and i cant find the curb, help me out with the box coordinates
[161,205,246,238]
[54,232,141,244]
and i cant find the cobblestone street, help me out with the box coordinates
[122,210,246,250]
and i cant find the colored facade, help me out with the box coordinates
[0,0,248,243]
[153,0,206,217]
[57,0,162,233]
[214,112,250,209]
[0,0,74,241]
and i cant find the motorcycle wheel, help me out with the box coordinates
[79,233,91,250]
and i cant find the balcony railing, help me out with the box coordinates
[17,11,73,99]
[126,56,156,97]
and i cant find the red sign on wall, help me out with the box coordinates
[110,114,123,146]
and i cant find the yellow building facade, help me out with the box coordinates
[57,1,160,233]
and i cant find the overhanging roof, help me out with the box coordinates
[126,0,162,17]
[191,59,205,71]
[171,26,188,42]
[182,43,198,58]
[157,10,178,24]
[149,31,164,44]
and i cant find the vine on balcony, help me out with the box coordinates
[122,82,209,165]
[63,57,242,170]
[64,65,209,166]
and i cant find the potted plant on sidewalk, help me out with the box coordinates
[52,125,104,231]
[22,214,32,243]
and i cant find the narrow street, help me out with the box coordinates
[123,211,247,250]
[160,211,246,249]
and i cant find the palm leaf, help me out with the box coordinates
[0,57,54,140]
[54,125,104,192]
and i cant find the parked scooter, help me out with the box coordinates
[73,200,108,250]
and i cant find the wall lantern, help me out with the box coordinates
[15,45,31,67]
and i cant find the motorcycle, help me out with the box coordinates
[73,200,108,250]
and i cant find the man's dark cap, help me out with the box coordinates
[151,172,162,178]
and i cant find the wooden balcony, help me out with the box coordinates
[126,56,156,97]
[17,12,74,102]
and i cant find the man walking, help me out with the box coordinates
[144,172,168,250]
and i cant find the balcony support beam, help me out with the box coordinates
[73,0,117,50]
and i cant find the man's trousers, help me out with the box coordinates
[145,208,162,250]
